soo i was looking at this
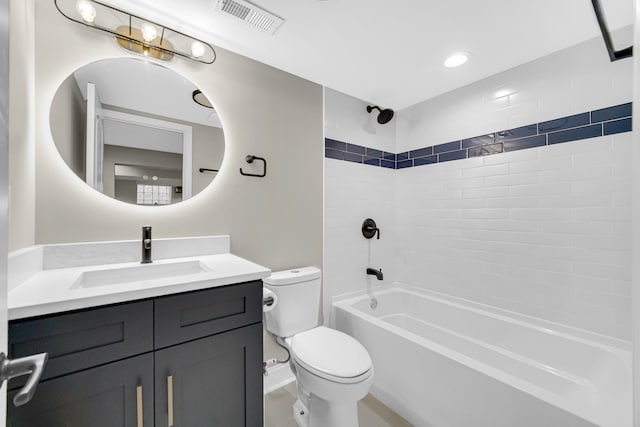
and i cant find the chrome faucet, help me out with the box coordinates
[141,226,152,264]
[366,268,383,281]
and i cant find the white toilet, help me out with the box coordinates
[263,267,374,427]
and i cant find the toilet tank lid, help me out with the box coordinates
[263,267,321,286]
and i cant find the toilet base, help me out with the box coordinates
[292,395,360,427]
[293,399,309,427]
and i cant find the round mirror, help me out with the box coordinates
[50,58,225,205]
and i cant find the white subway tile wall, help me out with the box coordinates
[324,88,397,325]
[323,158,396,324]
[324,29,633,339]
[395,134,631,339]
[324,89,396,153]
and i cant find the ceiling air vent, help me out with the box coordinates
[215,0,284,35]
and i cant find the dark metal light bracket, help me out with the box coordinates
[591,0,633,62]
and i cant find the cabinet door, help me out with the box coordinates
[155,323,263,427]
[7,353,154,427]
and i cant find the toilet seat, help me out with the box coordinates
[290,326,372,384]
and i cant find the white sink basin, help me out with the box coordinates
[72,260,211,289]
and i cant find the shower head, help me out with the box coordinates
[367,105,394,124]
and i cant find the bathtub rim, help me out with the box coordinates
[331,282,632,427]
[331,282,631,352]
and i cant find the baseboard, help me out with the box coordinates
[263,363,295,394]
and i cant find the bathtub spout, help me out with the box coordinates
[366,268,383,280]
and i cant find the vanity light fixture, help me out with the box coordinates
[444,52,470,68]
[54,0,217,64]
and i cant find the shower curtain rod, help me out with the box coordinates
[590,0,632,61]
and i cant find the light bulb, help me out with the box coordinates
[76,0,96,23]
[141,23,158,42]
[191,41,206,58]
[152,176,158,181]
[444,52,470,68]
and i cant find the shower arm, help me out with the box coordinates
[590,0,632,62]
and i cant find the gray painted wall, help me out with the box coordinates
[191,124,224,195]
[49,73,85,178]
[8,0,36,252]
[27,0,323,279]
[11,0,323,363]
[1,0,9,417]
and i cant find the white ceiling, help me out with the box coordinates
[102,0,634,110]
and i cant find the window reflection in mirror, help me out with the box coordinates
[50,58,225,205]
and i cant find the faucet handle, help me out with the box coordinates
[362,218,380,240]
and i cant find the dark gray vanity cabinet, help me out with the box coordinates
[7,354,154,427]
[7,280,263,427]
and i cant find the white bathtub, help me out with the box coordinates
[332,284,631,427]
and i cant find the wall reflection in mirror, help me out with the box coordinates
[50,58,225,205]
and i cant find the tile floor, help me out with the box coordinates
[265,381,414,427]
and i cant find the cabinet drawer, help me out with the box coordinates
[154,280,262,349]
[9,300,153,387]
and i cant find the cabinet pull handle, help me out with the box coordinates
[167,375,174,427]
[136,386,143,427]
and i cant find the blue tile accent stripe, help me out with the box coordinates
[324,102,632,169]
[591,103,632,123]
[496,124,537,142]
[547,124,602,145]
[434,141,461,154]
[538,113,590,133]
[604,117,632,135]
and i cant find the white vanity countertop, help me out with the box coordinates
[8,236,271,320]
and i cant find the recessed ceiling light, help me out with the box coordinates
[444,52,470,68]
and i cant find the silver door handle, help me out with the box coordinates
[167,375,174,427]
[137,385,144,427]
[0,352,48,407]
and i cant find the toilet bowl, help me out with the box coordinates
[263,267,374,427]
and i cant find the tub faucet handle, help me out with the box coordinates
[362,218,380,240]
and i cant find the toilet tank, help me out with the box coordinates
[263,267,321,338]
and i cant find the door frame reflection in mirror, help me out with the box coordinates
[97,108,193,199]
